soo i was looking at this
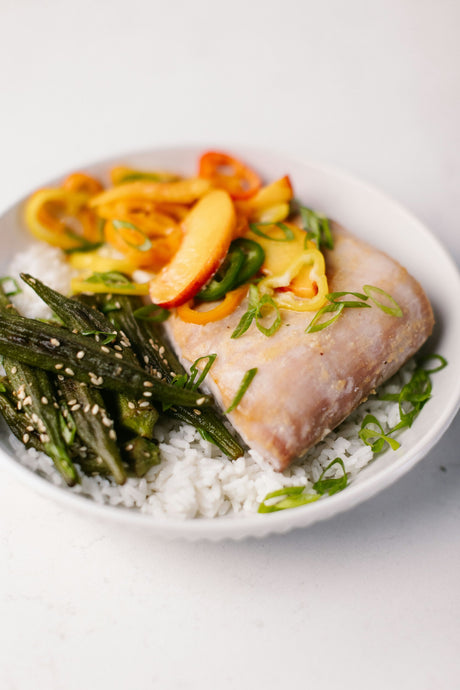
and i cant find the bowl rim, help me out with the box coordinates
[0,143,459,540]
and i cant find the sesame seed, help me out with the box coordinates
[76,351,85,359]
[84,404,90,412]
[102,417,112,427]
[115,366,122,376]
[26,425,34,432]
[144,356,149,364]
[125,443,134,451]
[11,366,17,374]
[109,429,117,440]
[22,433,30,444]
[50,338,60,347]
[17,390,25,400]
[40,434,50,444]
[53,402,59,409]
[91,404,100,415]
[67,399,77,406]
[41,397,48,405]
[101,346,110,353]
[196,397,206,405]
[127,402,135,409]
[16,402,22,410]
[143,391,152,397]
[31,413,39,424]
[95,335,100,342]
[193,409,202,415]
[65,368,75,376]
[57,375,65,381]
[70,404,81,411]
[28,277,36,284]
[55,363,63,370]
[139,401,150,408]
[72,328,79,334]
[159,346,165,356]
[114,345,123,352]
[114,353,123,359]
[24,396,32,406]
[143,381,153,387]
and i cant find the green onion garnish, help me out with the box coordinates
[112,219,152,252]
[305,303,345,333]
[231,285,281,339]
[312,457,348,496]
[296,203,334,250]
[225,367,258,413]
[327,291,371,309]
[258,486,319,513]
[362,285,403,317]
[133,304,170,323]
[80,329,117,345]
[249,222,295,242]
[188,354,217,390]
[416,353,448,373]
[0,277,21,297]
[359,414,401,453]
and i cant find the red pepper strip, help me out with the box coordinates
[198,151,262,201]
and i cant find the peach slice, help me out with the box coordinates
[149,190,236,308]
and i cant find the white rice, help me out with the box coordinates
[3,244,415,519]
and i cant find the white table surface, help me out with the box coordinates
[1,1,459,688]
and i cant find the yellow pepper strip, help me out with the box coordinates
[62,172,104,196]
[110,166,181,185]
[24,188,95,250]
[68,251,138,275]
[88,178,212,208]
[258,248,328,311]
[235,176,293,218]
[176,285,248,325]
[254,202,290,224]
[70,277,150,296]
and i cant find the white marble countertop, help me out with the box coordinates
[0,1,459,688]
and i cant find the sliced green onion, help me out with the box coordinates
[188,354,217,390]
[85,271,129,286]
[417,353,448,373]
[305,303,344,333]
[297,203,334,249]
[362,285,403,317]
[359,414,401,453]
[312,458,348,496]
[231,285,281,339]
[225,367,258,413]
[249,222,295,242]
[255,294,281,336]
[327,291,370,309]
[133,304,170,323]
[0,277,21,297]
[258,485,319,513]
[112,219,152,252]
[80,329,117,345]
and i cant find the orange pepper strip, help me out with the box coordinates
[176,285,248,325]
[62,172,104,196]
[198,151,261,201]
[88,178,212,208]
[104,220,181,271]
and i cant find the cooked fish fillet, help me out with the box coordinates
[165,223,434,470]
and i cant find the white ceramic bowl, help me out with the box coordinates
[0,146,459,540]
